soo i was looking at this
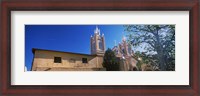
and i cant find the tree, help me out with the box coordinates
[133,51,158,71]
[103,48,120,71]
[124,25,175,71]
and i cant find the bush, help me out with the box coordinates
[103,48,120,71]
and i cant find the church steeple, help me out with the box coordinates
[94,25,100,35]
[122,36,126,41]
[91,26,106,55]
[122,31,126,41]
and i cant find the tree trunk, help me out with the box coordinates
[155,32,166,71]
[158,51,166,71]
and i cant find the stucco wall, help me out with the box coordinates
[32,50,104,71]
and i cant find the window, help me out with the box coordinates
[122,49,125,54]
[98,39,103,50]
[114,49,118,55]
[82,58,88,63]
[54,57,62,63]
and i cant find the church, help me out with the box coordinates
[31,26,137,71]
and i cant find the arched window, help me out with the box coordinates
[115,49,118,55]
[98,39,103,50]
[122,49,125,54]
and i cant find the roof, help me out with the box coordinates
[32,48,99,56]
[112,46,118,50]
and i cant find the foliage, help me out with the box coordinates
[133,51,158,71]
[103,48,120,71]
[124,25,175,71]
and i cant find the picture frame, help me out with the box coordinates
[0,0,199,95]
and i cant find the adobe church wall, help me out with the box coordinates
[32,50,104,71]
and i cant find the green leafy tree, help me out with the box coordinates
[124,25,175,71]
[103,48,120,71]
[133,51,158,71]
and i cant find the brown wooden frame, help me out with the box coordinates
[0,0,199,96]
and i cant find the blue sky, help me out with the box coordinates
[25,25,126,71]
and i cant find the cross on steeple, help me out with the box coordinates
[114,40,117,46]
[122,31,126,41]
[94,25,100,35]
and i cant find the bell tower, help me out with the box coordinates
[90,26,106,55]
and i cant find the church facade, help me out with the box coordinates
[112,36,138,71]
[31,26,137,71]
